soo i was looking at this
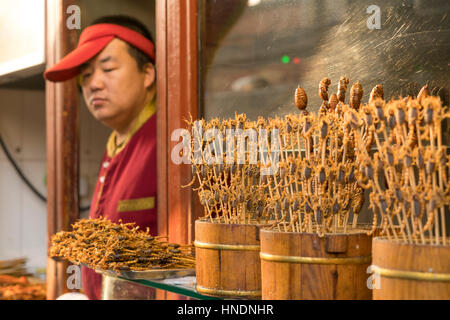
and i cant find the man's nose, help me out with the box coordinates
[88,68,105,91]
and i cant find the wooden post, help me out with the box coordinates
[45,0,79,300]
[156,0,201,300]
[156,0,201,245]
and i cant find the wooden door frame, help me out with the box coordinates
[156,0,201,245]
[45,0,79,300]
[45,0,201,299]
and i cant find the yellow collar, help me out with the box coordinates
[106,99,156,158]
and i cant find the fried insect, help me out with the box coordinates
[350,81,364,110]
[337,76,350,103]
[319,77,331,102]
[295,85,308,112]
[417,84,429,104]
[406,99,419,148]
[50,218,196,273]
[259,84,367,234]
[328,93,338,112]
[185,79,449,242]
[0,275,46,300]
[350,94,450,245]
[369,84,384,103]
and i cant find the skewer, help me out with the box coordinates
[436,118,447,245]
[185,81,448,245]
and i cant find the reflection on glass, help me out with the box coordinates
[199,0,450,120]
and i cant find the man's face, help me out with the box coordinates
[80,38,154,130]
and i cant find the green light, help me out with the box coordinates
[281,55,290,64]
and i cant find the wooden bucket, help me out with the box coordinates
[372,237,450,300]
[194,219,262,298]
[260,229,372,300]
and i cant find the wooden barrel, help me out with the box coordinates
[260,229,372,300]
[372,237,450,300]
[194,219,262,298]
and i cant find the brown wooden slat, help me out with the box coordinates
[186,0,203,245]
[156,0,169,240]
[45,0,59,301]
[157,0,200,246]
[45,0,79,300]
[166,0,185,246]
[157,0,200,300]
[166,0,199,245]
[155,0,169,301]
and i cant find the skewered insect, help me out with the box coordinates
[319,77,331,102]
[350,94,449,245]
[369,84,384,103]
[295,86,308,111]
[184,80,442,239]
[337,76,350,103]
[350,81,363,110]
[328,93,338,112]
[417,84,429,104]
[50,218,196,272]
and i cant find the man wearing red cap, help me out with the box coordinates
[45,15,157,300]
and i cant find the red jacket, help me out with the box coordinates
[82,101,157,300]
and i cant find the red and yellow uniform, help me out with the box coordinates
[81,99,157,300]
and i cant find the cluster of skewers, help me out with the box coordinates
[185,78,448,240]
[0,275,46,300]
[258,77,372,234]
[348,85,450,244]
[185,77,377,235]
[184,112,270,225]
[50,218,196,272]
[261,77,368,235]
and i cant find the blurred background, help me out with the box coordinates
[200,0,449,120]
[0,0,154,280]
[0,0,448,288]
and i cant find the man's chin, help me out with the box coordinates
[93,112,117,128]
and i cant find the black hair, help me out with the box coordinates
[90,15,155,70]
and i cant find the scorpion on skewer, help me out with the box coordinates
[350,87,450,245]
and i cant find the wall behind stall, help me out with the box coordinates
[77,0,155,35]
[0,0,156,274]
[0,88,110,272]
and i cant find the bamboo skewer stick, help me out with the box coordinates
[186,83,447,246]
[436,118,447,245]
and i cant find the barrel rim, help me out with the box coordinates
[195,218,272,228]
[371,265,450,282]
[373,236,450,249]
[259,227,373,237]
[260,252,372,264]
[196,284,262,297]
[194,240,260,251]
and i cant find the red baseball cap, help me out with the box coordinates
[44,23,155,82]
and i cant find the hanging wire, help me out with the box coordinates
[0,134,90,212]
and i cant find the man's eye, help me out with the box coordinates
[103,68,115,73]
[81,72,92,79]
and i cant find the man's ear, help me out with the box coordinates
[143,63,155,90]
